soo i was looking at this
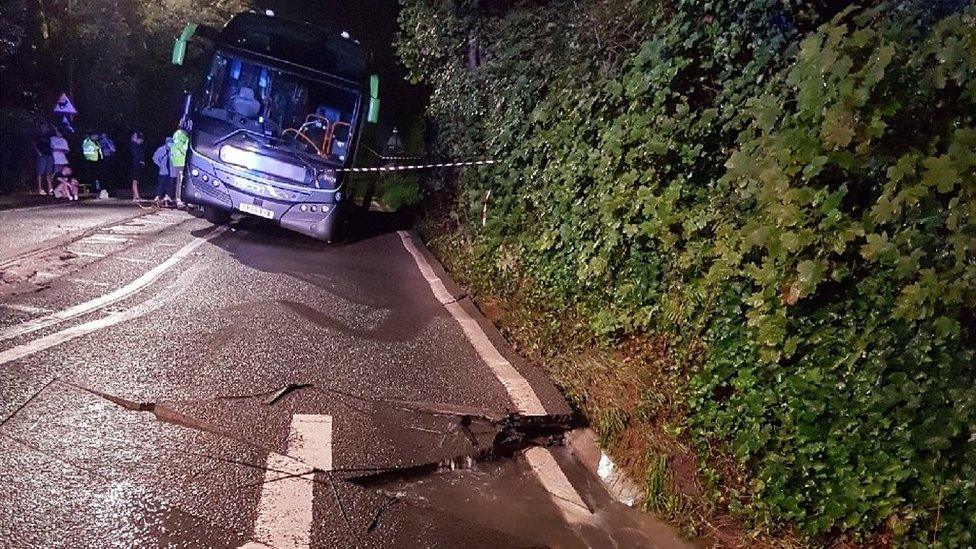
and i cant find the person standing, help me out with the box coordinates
[34,122,55,195]
[170,123,189,208]
[152,137,174,207]
[50,128,70,175]
[129,132,145,201]
[82,130,103,191]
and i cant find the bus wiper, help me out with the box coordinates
[213,127,267,147]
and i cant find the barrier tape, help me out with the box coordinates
[365,146,425,161]
[337,159,497,173]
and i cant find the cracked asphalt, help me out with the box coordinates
[0,202,690,548]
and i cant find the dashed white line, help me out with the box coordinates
[246,414,333,549]
[397,231,547,416]
[0,226,227,343]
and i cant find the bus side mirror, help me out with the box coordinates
[172,23,198,66]
[367,98,380,124]
[367,74,379,123]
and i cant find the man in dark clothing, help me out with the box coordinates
[34,122,55,195]
[129,132,146,201]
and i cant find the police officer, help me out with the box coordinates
[82,129,104,191]
[170,122,189,208]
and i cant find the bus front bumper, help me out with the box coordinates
[183,161,341,241]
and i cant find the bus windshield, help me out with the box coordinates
[198,52,361,165]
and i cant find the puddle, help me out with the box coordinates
[352,446,691,549]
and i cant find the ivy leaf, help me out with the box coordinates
[887,154,917,183]
[796,258,826,297]
[860,233,890,261]
[821,106,855,150]
[921,155,960,193]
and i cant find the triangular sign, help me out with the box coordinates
[53,92,78,115]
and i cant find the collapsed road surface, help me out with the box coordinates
[0,204,691,548]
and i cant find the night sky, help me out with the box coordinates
[259,0,429,138]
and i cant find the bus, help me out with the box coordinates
[171,11,379,241]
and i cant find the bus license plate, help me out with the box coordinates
[239,202,275,219]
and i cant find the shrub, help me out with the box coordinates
[398,1,975,544]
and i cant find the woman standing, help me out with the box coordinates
[50,128,70,175]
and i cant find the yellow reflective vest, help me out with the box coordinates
[170,129,189,168]
[82,137,102,162]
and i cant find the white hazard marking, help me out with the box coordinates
[84,234,128,244]
[397,231,547,416]
[524,447,592,522]
[0,226,227,343]
[66,250,106,258]
[0,264,203,365]
[245,414,333,549]
[0,303,55,314]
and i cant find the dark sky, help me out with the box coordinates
[258,0,429,138]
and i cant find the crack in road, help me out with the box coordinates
[9,377,604,547]
[58,377,580,482]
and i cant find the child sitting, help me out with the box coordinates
[52,165,80,201]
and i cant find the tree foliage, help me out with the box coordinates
[1,0,247,140]
[398,0,975,544]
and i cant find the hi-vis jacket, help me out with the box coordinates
[169,129,189,168]
[82,137,102,162]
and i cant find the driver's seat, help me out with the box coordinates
[230,87,261,118]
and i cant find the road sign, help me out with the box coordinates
[53,92,78,115]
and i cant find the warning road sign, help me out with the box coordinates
[53,92,78,115]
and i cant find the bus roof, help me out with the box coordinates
[218,13,367,83]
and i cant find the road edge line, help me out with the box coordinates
[396,230,547,416]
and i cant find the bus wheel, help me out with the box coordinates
[204,206,231,225]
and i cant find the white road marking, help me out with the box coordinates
[0,226,227,343]
[67,250,106,258]
[397,232,454,304]
[137,219,178,225]
[86,234,128,243]
[0,263,203,365]
[524,447,592,522]
[0,303,55,314]
[397,231,547,416]
[113,256,151,264]
[247,414,333,549]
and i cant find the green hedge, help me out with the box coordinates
[397,1,975,544]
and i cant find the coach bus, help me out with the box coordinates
[171,11,379,241]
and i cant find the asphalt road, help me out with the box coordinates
[0,202,690,548]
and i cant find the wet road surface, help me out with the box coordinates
[0,203,690,548]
